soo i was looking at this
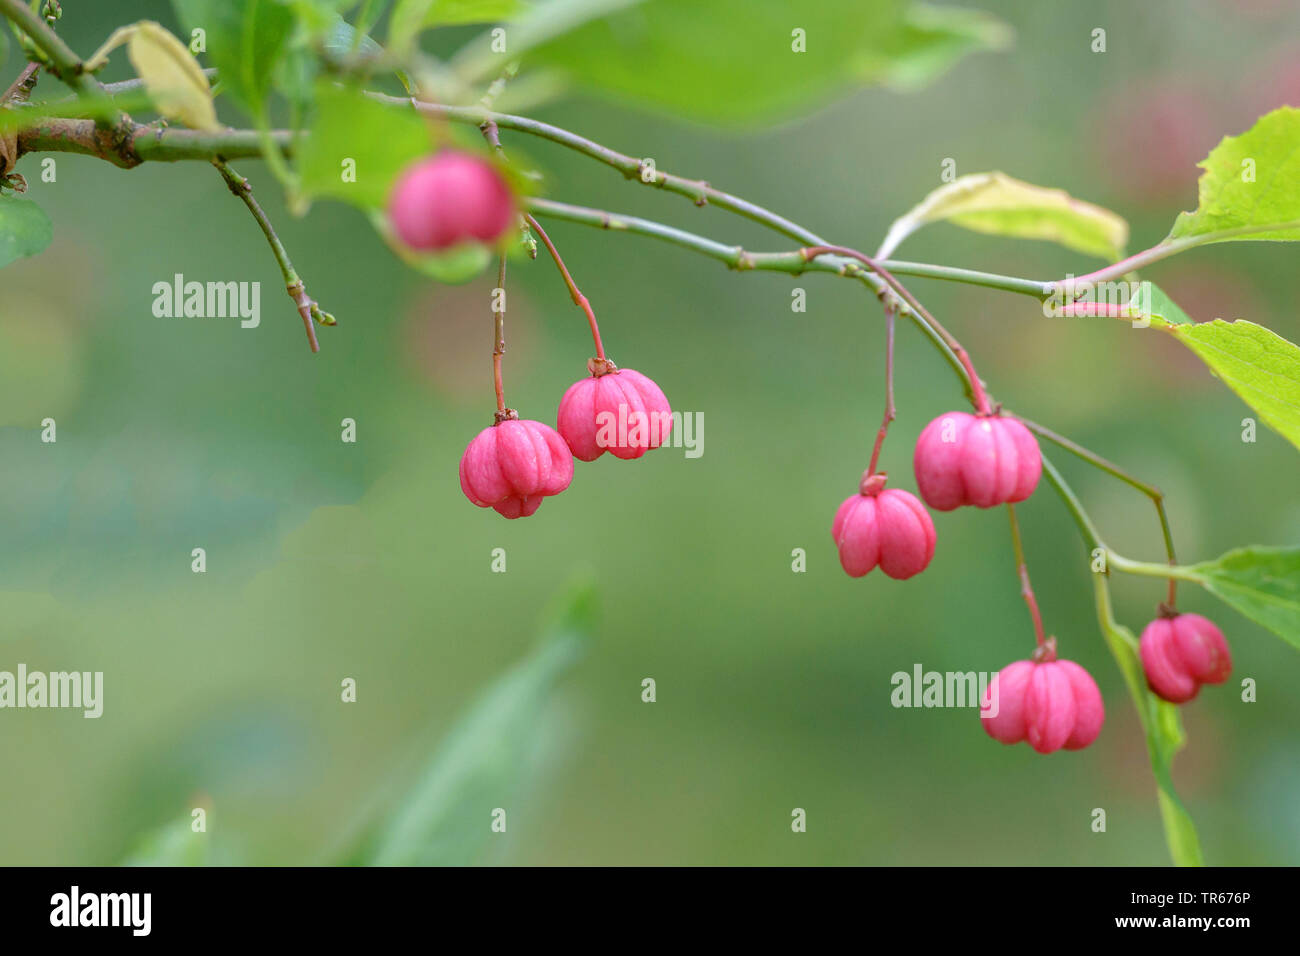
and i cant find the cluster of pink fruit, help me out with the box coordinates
[389,150,1233,756]
[830,409,1232,754]
[458,364,672,518]
[389,150,674,518]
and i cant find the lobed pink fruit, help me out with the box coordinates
[1139,612,1232,704]
[981,653,1105,754]
[557,366,672,461]
[913,411,1041,511]
[831,481,936,580]
[388,151,515,251]
[459,417,573,518]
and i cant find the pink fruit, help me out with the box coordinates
[1139,612,1232,704]
[981,646,1105,754]
[388,151,515,251]
[557,362,672,461]
[458,417,573,518]
[831,474,936,579]
[913,411,1041,511]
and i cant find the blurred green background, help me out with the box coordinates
[1,0,1297,865]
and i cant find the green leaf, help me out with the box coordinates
[322,14,386,59]
[879,3,1013,91]
[1143,282,1193,325]
[1167,107,1300,243]
[121,813,212,866]
[0,196,52,269]
[364,575,595,866]
[369,210,493,282]
[171,0,297,115]
[297,81,432,209]
[1162,319,1300,452]
[878,171,1128,260]
[452,0,638,81]
[1183,546,1300,649]
[515,0,1008,126]
[1094,577,1203,866]
[127,21,220,131]
[390,0,522,54]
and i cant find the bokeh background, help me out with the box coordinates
[1,0,1297,865]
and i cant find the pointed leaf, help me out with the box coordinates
[514,0,1009,126]
[0,196,52,269]
[880,3,1012,91]
[364,576,595,866]
[1162,319,1300,452]
[1167,107,1300,243]
[1183,546,1300,649]
[127,21,219,131]
[122,814,212,866]
[879,171,1128,259]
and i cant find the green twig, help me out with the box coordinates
[1016,416,1179,605]
[213,158,328,353]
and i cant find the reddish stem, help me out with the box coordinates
[801,244,991,415]
[867,301,896,476]
[1007,503,1046,648]
[493,255,507,415]
[525,213,606,361]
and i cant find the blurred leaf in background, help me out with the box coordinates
[354,574,595,866]
[522,0,1010,125]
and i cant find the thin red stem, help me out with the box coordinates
[525,213,606,361]
[800,245,991,414]
[1007,503,1046,647]
[867,301,896,476]
[493,255,507,415]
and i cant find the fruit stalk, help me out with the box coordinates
[493,254,507,416]
[525,213,606,362]
[800,244,992,415]
[1007,503,1046,647]
[866,299,896,477]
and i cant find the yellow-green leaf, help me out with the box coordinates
[1167,107,1300,243]
[127,21,219,131]
[1183,546,1300,649]
[1165,319,1300,452]
[878,171,1128,260]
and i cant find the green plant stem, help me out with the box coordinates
[1,0,89,93]
[1106,553,1205,583]
[1057,220,1300,289]
[1040,454,1107,552]
[0,0,127,129]
[1043,455,1203,867]
[16,116,292,166]
[800,244,992,414]
[1016,415,1179,605]
[380,94,1055,298]
[10,62,1178,586]
[524,197,973,401]
[213,158,322,353]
